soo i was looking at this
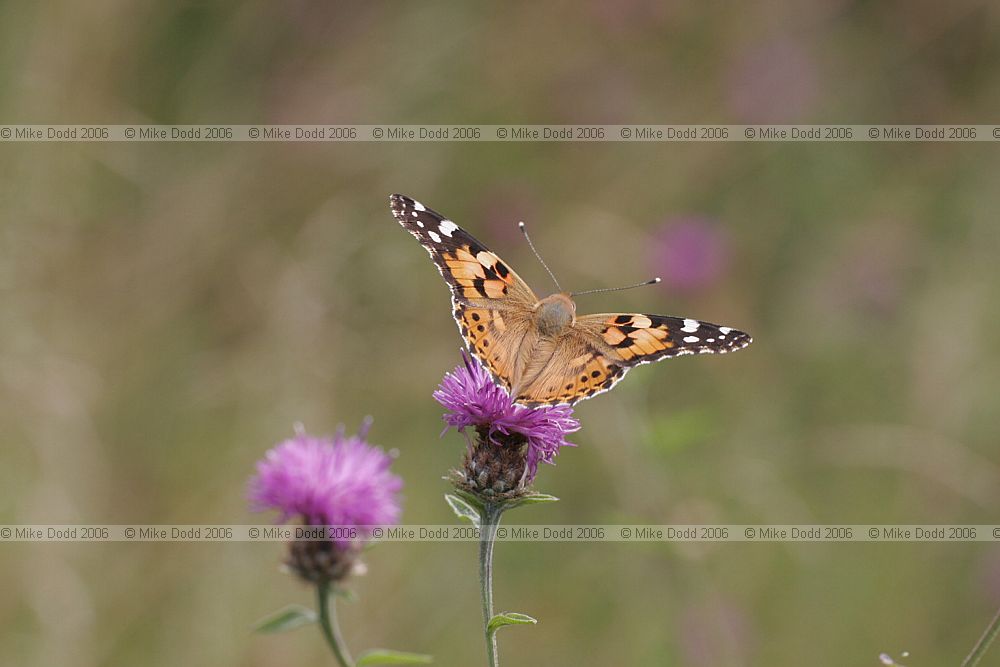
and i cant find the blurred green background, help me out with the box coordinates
[3,2,1000,666]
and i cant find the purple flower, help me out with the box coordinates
[433,353,579,485]
[248,424,402,545]
[726,37,820,123]
[650,217,731,293]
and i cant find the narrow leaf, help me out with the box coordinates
[357,649,434,665]
[252,604,317,633]
[333,587,358,603]
[505,493,559,510]
[445,493,481,526]
[450,488,487,513]
[520,492,559,504]
[487,612,538,635]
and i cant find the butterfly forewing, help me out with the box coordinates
[390,194,536,390]
[578,313,751,360]
[390,194,536,307]
[514,315,751,406]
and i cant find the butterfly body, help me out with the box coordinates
[390,194,751,407]
[533,292,576,336]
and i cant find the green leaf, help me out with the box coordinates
[450,488,487,513]
[519,492,559,504]
[487,612,538,636]
[252,604,316,633]
[504,493,559,510]
[357,649,434,665]
[445,493,481,526]
[333,587,357,603]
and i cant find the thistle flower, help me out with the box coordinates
[433,353,579,494]
[727,37,819,123]
[248,423,402,583]
[650,216,731,293]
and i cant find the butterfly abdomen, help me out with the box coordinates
[533,293,576,337]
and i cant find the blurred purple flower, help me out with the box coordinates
[433,353,579,484]
[248,424,402,545]
[651,217,731,292]
[727,38,820,123]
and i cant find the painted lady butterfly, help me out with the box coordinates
[391,194,751,406]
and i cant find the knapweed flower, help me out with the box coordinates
[248,423,402,583]
[726,37,820,123]
[650,217,731,293]
[433,353,579,495]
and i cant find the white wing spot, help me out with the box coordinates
[682,319,700,333]
[476,251,496,268]
[707,338,715,343]
[428,230,442,243]
[439,220,458,237]
[413,201,426,212]
[416,220,424,228]
[719,327,732,334]
[683,335,700,343]
[632,316,652,328]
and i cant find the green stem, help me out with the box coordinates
[962,605,1000,667]
[479,502,503,667]
[317,581,355,667]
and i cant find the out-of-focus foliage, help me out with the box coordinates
[2,2,1000,666]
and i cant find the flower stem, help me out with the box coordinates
[962,605,1000,667]
[317,581,355,667]
[479,502,503,667]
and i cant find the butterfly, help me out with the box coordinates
[390,194,752,407]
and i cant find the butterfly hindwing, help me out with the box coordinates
[514,334,627,406]
[454,305,533,392]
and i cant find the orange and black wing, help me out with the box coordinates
[580,313,751,363]
[390,194,537,389]
[390,194,536,308]
[515,313,752,406]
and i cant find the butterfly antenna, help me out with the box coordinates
[571,277,661,297]
[518,221,562,292]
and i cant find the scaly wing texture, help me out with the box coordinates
[390,194,538,390]
[513,334,620,406]
[517,313,752,405]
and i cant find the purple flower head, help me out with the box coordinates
[248,423,402,547]
[650,217,731,293]
[727,37,820,123]
[433,352,579,485]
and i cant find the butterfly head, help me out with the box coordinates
[534,292,576,336]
